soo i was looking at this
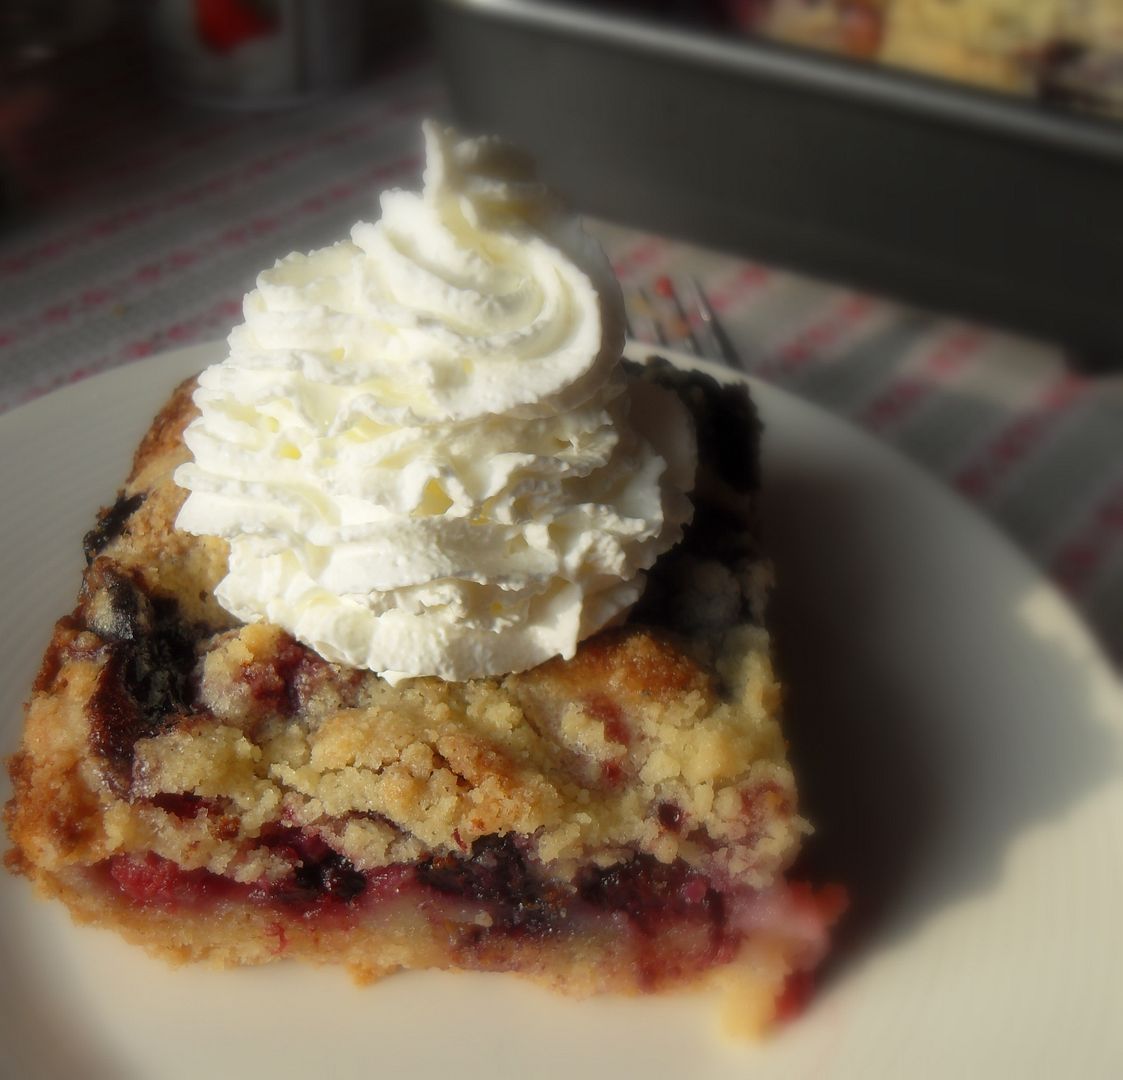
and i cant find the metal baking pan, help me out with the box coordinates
[428,0,1123,368]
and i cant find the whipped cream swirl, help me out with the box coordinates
[175,123,695,683]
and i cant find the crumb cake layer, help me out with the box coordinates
[4,360,841,1030]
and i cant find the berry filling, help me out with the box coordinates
[96,827,841,997]
[101,831,733,935]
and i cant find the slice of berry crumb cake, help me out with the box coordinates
[4,359,843,1035]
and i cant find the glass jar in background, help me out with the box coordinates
[146,0,374,108]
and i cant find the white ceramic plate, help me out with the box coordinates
[1,343,1121,1079]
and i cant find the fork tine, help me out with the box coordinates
[622,286,663,349]
[653,275,703,357]
[623,276,740,368]
[623,299,635,342]
[681,276,740,368]
[640,285,673,348]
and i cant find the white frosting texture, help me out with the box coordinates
[174,123,695,682]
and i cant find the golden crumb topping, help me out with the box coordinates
[10,618,803,891]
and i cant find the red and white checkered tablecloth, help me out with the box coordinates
[1,57,1120,664]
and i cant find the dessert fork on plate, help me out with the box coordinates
[623,276,742,371]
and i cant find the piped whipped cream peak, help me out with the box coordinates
[174,122,696,683]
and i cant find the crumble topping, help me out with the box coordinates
[16,616,802,889]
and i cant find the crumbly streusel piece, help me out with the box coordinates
[4,360,841,1033]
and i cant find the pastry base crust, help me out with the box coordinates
[13,853,839,1035]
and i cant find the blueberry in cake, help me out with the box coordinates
[4,124,842,1033]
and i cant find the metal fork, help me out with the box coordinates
[623,275,741,370]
